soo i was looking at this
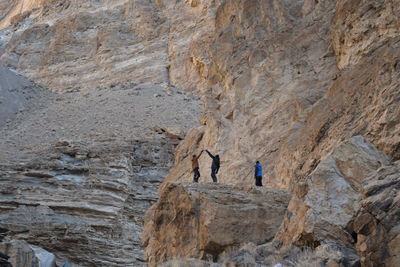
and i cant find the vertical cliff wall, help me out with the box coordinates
[163,0,400,190]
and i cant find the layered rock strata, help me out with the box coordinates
[0,0,54,29]
[0,0,399,266]
[0,139,176,266]
[0,1,203,265]
[0,0,398,191]
[142,182,290,266]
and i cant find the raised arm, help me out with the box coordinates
[198,150,204,158]
[206,150,214,159]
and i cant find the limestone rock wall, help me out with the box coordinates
[0,0,398,191]
[0,0,169,91]
[163,0,400,191]
[0,1,203,265]
[164,0,338,187]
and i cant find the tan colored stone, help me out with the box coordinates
[164,0,400,195]
[0,0,54,29]
[142,182,290,266]
[332,0,400,69]
[275,136,389,247]
[0,0,399,266]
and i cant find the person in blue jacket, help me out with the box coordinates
[254,161,263,186]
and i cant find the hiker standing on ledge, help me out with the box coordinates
[192,150,203,183]
[206,150,220,183]
[254,161,263,186]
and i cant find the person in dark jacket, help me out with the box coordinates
[206,150,220,182]
[254,161,263,186]
[192,150,203,183]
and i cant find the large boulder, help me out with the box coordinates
[0,239,56,267]
[353,161,400,266]
[142,182,291,266]
[275,136,390,249]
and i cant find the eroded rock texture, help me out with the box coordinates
[142,182,290,266]
[0,0,169,91]
[0,0,202,265]
[354,162,400,266]
[0,0,399,266]
[0,140,176,266]
[275,136,390,248]
[164,0,400,191]
[143,137,398,266]
[0,238,56,267]
[2,0,397,189]
[0,0,54,29]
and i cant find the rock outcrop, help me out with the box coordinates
[275,136,390,248]
[143,136,398,266]
[0,238,56,267]
[1,0,397,190]
[142,182,290,266]
[0,0,203,265]
[0,0,169,91]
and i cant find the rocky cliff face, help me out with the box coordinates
[142,0,400,265]
[0,139,177,266]
[0,0,399,266]
[143,137,399,266]
[0,0,202,265]
[0,0,169,91]
[164,0,400,190]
